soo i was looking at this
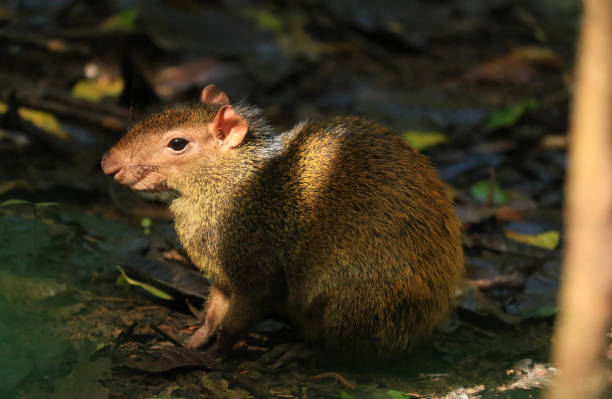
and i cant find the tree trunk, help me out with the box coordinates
[548,1,612,398]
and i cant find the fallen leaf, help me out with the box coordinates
[466,46,561,85]
[485,99,539,131]
[0,199,60,208]
[465,256,527,290]
[510,46,563,68]
[402,131,448,151]
[455,204,497,224]
[146,397,188,399]
[72,78,124,102]
[495,205,528,222]
[143,58,243,99]
[506,260,561,319]
[0,199,31,207]
[386,389,419,398]
[244,8,284,33]
[18,107,69,139]
[540,134,568,149]
[470,181,510,205]
[116,265,174,300]
[505,230,560,250]
[100,7,138,31]
[126,346,218,372]
[466,53,537,85]
[140,217,152,235]
[459,285,521,325]
[0,180,32,195]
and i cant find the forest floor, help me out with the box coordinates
[0,1,607,398]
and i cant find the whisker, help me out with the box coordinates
[131,164,159,169]
[129,132,143,161]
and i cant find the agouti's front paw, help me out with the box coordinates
[184,324,214,349]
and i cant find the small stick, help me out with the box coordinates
[311,372,356,389]
[150,324,184,347]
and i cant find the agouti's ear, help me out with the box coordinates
[200,84,230,105]
[211,105,248,152]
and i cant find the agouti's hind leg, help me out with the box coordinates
[210,292,268,353]
[185,285,230,349]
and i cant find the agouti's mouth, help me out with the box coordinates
[130,181,169,192]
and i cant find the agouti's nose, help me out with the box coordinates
[101,151,122,176]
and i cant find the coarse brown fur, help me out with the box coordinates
[102,88,464,359]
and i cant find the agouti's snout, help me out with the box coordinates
[101,150,127,183]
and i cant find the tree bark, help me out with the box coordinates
[548,1,612,398]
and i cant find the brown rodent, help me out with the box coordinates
[101,85,464,359]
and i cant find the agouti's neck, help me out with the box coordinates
[166,138,282,287]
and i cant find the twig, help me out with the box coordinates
[0,28,90,55]
[151,324,184,347]
[311,372,356,389]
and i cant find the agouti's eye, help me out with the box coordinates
[168,138,188,151]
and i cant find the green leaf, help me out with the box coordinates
[340,392,356,399]
[402,131,448,151]
[0,179,32,195]
[101,7,138,32]
[34,202,60,208]
[18,107,69,139]
[0,199,59,208]
[140,217,152,234]
[470,181,510,205]
[72,79,124,102]
[116,265,174,300]
[485,98,539,131]
[505,230,560,250]
[0,199,31,207]
[533,305,559,318]
[387,390,413,399]
[146,397,189,399]
[244,8,284,33]
[116,274,130,291]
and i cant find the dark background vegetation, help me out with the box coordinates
[0,1,593,398]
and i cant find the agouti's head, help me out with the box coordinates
[101,85,249,191]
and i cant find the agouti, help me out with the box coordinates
[101,85,464,359]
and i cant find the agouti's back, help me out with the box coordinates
[276,117,463,356]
